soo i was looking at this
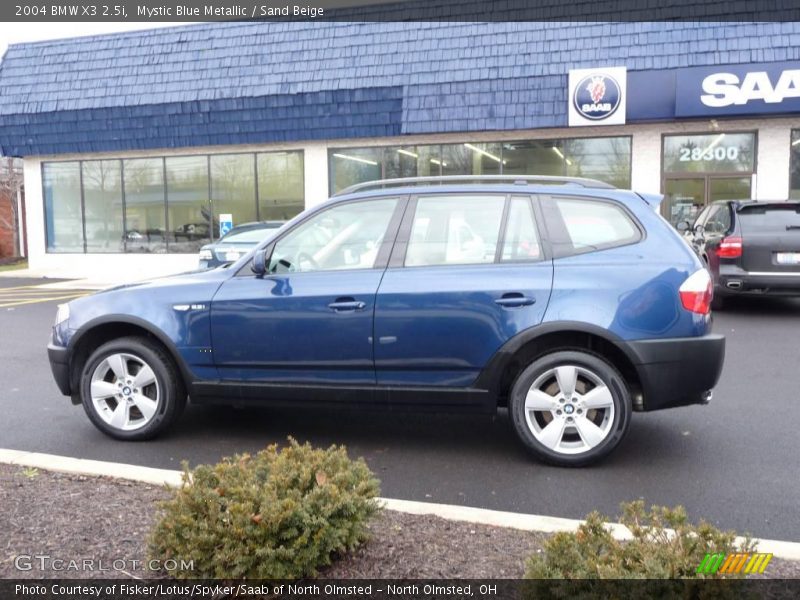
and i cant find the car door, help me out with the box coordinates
[373,194,553,397]
[210,196,404,386]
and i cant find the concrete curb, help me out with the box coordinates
[2,449,799,561]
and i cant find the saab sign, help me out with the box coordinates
[568,67,627,126]
[676,62,800,117]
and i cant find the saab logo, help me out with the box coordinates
[568,66,626,126]
[696,552,773,575]
[701,70,800,107]
[573,73,622,120]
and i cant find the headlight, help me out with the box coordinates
[198,249,213,261]
[54,303,70,327]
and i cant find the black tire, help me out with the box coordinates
[509,350,631,467]
[80,336,186,440]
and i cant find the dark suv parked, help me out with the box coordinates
[48,176,725,467]
[680,200,800,309]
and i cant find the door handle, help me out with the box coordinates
[328,298,366,312]
[495,293,535,308]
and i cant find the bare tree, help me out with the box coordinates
[0,157,24,257]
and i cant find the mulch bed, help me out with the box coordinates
[1,463,797,580]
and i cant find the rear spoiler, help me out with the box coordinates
[735,201,800,213]
[635,192,663,210]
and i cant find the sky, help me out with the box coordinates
[0,22,197,58]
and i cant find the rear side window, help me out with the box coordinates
[544,196,641,257]
[405,195,505,267]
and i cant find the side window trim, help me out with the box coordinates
[531,195,554,262]
[499,195,545,264]
[539,193,644,260]
[493,195,512,263]
[234,196,407,277]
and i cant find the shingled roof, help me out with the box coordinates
[0,19,799,156]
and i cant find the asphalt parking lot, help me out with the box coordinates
[0,277,798,542]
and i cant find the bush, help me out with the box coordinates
[525,501,755,579]
[148,438,380,579]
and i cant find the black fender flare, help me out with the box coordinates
[474,320,642,402]
[67,314,197,391]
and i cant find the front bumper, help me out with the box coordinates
[627,334,725,411]
[47,343,71,396]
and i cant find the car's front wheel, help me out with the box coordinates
[80,336,185,440]
[509,350,631,467]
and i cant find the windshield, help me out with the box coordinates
[221,225,280,244]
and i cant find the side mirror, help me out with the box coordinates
[251,247,268,276]
[676,220,691,233]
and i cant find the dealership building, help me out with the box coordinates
[0,20,799,276]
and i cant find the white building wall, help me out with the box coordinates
[21,116,800,280]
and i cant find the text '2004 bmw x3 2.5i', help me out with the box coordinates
[48,176,725,467]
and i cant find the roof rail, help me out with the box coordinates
[333,175,616,196]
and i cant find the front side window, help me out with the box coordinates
[546,197,641,256]
[405,195,505,267]
[269,199,398,273]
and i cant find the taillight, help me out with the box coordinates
[716,236,742,258]
[679,269,713,315]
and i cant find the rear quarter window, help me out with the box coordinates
[543,196,642,257]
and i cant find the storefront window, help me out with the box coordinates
[791,130,800,200]
[329,137,631,194]
[502,140,565,177]
[165,156,211,253]
[43,162,83,253]
[257,151,304,221]
[82,160,123,253]
[329,148,381,193]
[211,154,257,236]
[663,133,756,174]
[441,143,503,177]
[43,150,305,254]
[565,137,632,189]
[123,158,166,253]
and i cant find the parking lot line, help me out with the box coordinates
[0,291,90,308]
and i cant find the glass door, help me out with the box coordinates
[709,176,751,203]
[664,178,705,227]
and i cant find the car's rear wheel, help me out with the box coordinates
[80,337,185,440]
[509,350,631,467]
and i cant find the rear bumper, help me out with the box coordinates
[47,343,72,396]
[718,266,800,296]
[627,334,725,411]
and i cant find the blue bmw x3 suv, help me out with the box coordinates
[48,176,725,466]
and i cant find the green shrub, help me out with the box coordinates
[526,501,755,580]
[148,438,380,579]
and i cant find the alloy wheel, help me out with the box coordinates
[523,365,615,455]
[89,352,160,432]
